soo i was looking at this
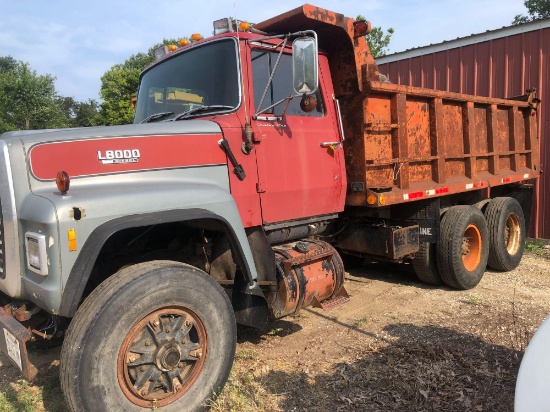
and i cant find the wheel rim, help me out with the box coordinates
[462,224,482,271]
[504,212,521,255]
[117,307,207,408]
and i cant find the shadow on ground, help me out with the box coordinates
[259,323,521,412]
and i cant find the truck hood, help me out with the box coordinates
[1,120,222,147]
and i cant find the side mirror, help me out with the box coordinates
[292,36,318,95]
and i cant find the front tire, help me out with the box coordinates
[437,206,489,290]
[60,261,236,412]
[484,197,526,271]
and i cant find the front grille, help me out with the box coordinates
[0,195,4,278]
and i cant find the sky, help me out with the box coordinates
[0,0,527,102]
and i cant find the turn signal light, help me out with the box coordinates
[68,229,77,252]
[56,171,70,195]
[190,33,203,41]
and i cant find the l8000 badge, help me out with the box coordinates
[97,149,141,164]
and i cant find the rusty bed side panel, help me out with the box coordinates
[345,81,540,207]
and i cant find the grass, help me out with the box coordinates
[461,293,482,305]
[208,363,278,412]
[0,381,43,412]
[353,316,368,327]
[525,239,548,257]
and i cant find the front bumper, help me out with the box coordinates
[0,307,37,380]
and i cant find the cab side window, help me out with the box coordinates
[251,50,324,117]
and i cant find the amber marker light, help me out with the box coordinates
[68,229,77,252]
[167,44,177,52]
[178,38,189,47]
[190,33,203,41]
[353,20,372,38]
[367,194,376,205]
[56,171,70,195]
[238,21,250,31]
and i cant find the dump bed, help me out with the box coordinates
[345,83,540,207]
[256,4,541,208]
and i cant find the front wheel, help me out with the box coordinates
[60,261,236,412]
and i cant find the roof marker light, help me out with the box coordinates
[353,20,372,38]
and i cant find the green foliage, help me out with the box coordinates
[0,56,98,134]
[57,96,100,128]
[95,39,177,126]
[357,15,394,58]
[513,0,550,24]
[0,61,62,132]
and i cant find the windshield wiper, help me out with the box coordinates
[140,111,174,124]
[173,105,234,121]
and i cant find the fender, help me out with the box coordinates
[59,208,263,317]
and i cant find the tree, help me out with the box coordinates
[0,61,65,132]
[513,0,550,24]
[0,56,17,74]
[0,57,100,134]
[57,96,99,128]
[357,15,394,58]
[95,39,177,126]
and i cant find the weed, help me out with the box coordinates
[235,349,257,360]
[353,316,368,327]
[267,327,283,336]
[461,293,482,305]
[525,239,547,257]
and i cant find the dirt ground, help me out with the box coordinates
[1,246,550,411]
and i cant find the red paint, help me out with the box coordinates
[408,191,424,199]
[29,134,226,180]
[436,187,449,194]
[248,51,346,224]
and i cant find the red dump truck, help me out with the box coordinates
[0,4,540,411]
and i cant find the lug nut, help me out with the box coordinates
[153,320,160,327]
[165,327,171,333]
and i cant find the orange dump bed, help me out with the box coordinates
[256,4,541,208]
[345,82,540,207]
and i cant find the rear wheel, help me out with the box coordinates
[412,242,443,285]
[61,261,236,412]
[437,206,489,290]
[484,197,526,271]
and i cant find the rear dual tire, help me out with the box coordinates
[437,206,489,290]
[484,197,525,271]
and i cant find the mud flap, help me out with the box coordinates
[0,307,37,380]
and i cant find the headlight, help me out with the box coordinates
[25,232,48,276]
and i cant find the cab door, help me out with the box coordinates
[250,48,346,224]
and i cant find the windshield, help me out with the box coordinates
[134,39,240,124]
